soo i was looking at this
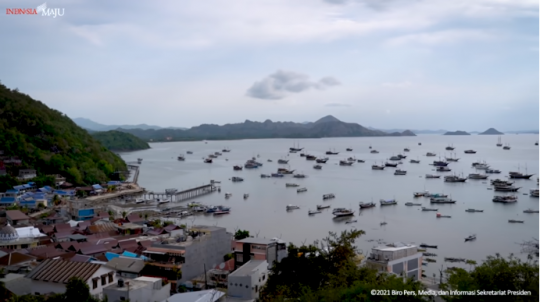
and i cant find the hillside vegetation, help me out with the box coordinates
[0,84,126,185]
[92,130,150,151]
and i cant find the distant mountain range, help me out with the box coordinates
[72,117,187,131]
[107,115,415,142]
[368,127,539,135]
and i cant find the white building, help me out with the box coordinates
[227,260,268,301]
[25,259,117,298]
[365,242,423,280]
[103,276,171,302]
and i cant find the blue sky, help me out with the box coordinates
[0,0,538,131]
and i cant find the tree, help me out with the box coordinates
[234,229,250,240]
[440,254,539,301]
[65,277,91,301]
[121,211,127,219]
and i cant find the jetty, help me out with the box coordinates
[143,184,217,202]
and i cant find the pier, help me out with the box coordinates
[143,184,217,202]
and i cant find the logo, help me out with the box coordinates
[6,2,65,17]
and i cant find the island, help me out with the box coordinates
[444,131,471,135]
[479,128,504,135]
[92,130,151,151]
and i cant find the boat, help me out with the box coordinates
[430,198,456,204]
[326,149,339,155]
[405,202,421,206]
[536,142,539,146]
[308,210,321,215]
[389,156,401,161]
[339,160,353,166]
[380,221,387,226]
[316,158,328,163]
[357,159,365,163]
[278,168,295,174]
[445,155,460,162]
[410,159,420,163]
[231,177,243,182]
[332,208,354,217]
[215,152,222,156]
[380,199,397,206]
[436,213,451,218]
[422,207,438,211]
[317,205,330,210]
[260,174,271,178]
[436,167,451,172]
[524,209,539,213]
[289,142,303,152]
[214,207,231,215]
[509,172,534,179]
[225,193,232,198]
[222,148,230,152]
[293,174,306,178]
[346,220,357,224]
[323,193,335,200]
[419,243,437,248]
[178,155,185,161]
[286,183,299,187]
[494,186,521,192]
[445,144,455,151]
[135,198,145,204]
[503,144,511,150]
[157,197,170,204]
[414,191,427,197]
[474,164,490,170]
[244,163,258,169]
[204,158,213,163]
[347,157,356,162]
[464,150,476,154]
[486,169,501,174]
[465,209,483,213]
[346,148,353,151]
[433,161,449,167]
[444,175,467,182]
[418,142,422,145]
[372,165,384,170]
[233,165,243,171]
[370,150,379,154]
[508,220,524,223]
[244,193,249,199]
[137,158,143,164]
[300,153,305,157]
[404,148,410,152]
[297,188,307,193]
[306,155,317,160]
[286,204,300,210]
[246,159,263,167]
[385,162,398,167]
[394,169,407,175]
[468,173,488,180]
[492,195,517,203]
[425,193,448,198]
[491,179,513,186]
[425,174,441,179]
[426,152,436,157]
[465,235,476,242]
[208,154,217,158]
[530,189,539,197]
[496,136,502,147]
[271,173,284,178]
[278,159,289,164]
[186,151,193,154]
[359,202,376,208]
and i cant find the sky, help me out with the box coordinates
[0,0,538,131]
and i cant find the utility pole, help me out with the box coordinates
[204,263,208,289]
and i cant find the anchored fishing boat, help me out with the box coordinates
[286,204,300,210]
[420,243,437,248]
[286,183,299,187]
[494,186,521,192]
[468,173,488,180]
[278,159,289,164]
[444,175,467,182]
[332,208,354,217]
[425,174,440,179]
[372,164,385,170]
[465,209,483,213]
[465,235,476,242]
[317,205,330,210]
[339,160,353,166]
[316,158,328,163]
[359,202,376,209]
[233,165,243,171]
[204,158,213,163]
[492,195,517,203]
[380,199,397,206]
[422,207,438,211]
[436,166,451,172]
[297,188,307,193]
[508,219,524,223]
[464,150,476,154]
[405,202,422,206]
[308,210,321,215]
[523,209,539,213]
[323,193,335,200]
[313,165,322,170]
[394,169,407,175]
[410,159,420,163]
[231,177,244,182]
[430,198,456,204]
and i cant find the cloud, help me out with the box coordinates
[387,30,495,46]
[325,103,351,107]
[246,70,340,100]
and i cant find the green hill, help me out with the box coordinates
[0,84,126,185]
[92,130,150,151]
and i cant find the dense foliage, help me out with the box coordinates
[234,229,250,240]
[260,230,432,302]
[91,130,150,151]
[0,84,126,185]
[440,254,539,301]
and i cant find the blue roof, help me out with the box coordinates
[92,184,103,190]
[105,252,120,261]
[13,185,25,190]
[27,182,35,185]
[22,184,32,189]
[6,189,19,193]
[20,200,36,205]
[0,197,16,204]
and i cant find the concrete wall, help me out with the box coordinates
[103,282,170,302]
[180,228,232,282]
[228,261,268,300]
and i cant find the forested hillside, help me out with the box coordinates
[92,130,150,151]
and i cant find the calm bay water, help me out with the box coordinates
[120,134,539,277]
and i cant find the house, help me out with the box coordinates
[6,210,30,225]
[69,199,96,220]
[0,273,33,297]
[25,259,117,297]
[227,260,269,301]
[0,196,16,206]
[103,276,170,302]
[105,257,145,278]
[92,184,104,194]
[50,174,66,186]
[233,237,287,270]
[116,223,143,235]
[0,252,37,273]
[125,213,145,225]
[0,224,44,250]
[365,242,423,280]
[17,169,36,180]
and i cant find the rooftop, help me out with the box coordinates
[6,210,30,221]
[105,257,145,273]
[235,237,274,245]
[26,259,103,283]
[229,260,267,277]
[373,242,417,252]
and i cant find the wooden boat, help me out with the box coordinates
[359,202,376,209]
[323,193,335,200]
[317,205,330,210]
[465,235,476,242]
[308,210,321,215]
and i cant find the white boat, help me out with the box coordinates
[530,189,539,197]
[297,188,307,193]
[475,164,490,170]
[308,210,321,215]
[323,193,335,200]
[425,174,441,179]
[372,165,384,170]
[135,198,145,204]
[157,197,171,204]
[394,169,407,175]
[286,183,299,187]
[380,199,397,206]
[286,204,300,210]
[332,208,354,217]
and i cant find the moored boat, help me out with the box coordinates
[293,173,306,178]
[419,243,437,248]
[308,210,321,215]
[405,202,421,206]
[486,169,501,174]
[465,235,476,242]
[465,209,483,213]
[297,187,307,193]
[425,174,440,179]
[278,159,289,164]
[508,219,524,223]
[493,195,517,203]
[317,205,330,210]
[313,165,322,170]
[278,168,295,174]
[426,152,436,157]
[286,183,299,187]
[339,160,353,166]
[410,159,420,163]
[433,161,449,167]
[494,186,520,192]
[286,204,300,210]
[385,162,398,167]
[422,207,438,211]
[271,173,284,178]
[464,150,476,154]
[394,169,407,175]
[436,166,451,172]
[323,193,335,200]
[233,165,243,171]
[306,155,317,160]
[509,172,534,179]
[204,158,213,163]
[332,208,354,217]
[530,189,539,197]
[359,202,376,208]
[370,150,379,154]
[468,173,488,180]
[444,175,467,182]
[231,177,244,182]
[380,199,397,206]
[524,209,539,213]
[316,158,328,163]
[430,198,456,204]
[372,165,384,170]
[178,155,185,161]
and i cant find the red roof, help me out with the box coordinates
[126,214,144,223]
[6,210,29,221]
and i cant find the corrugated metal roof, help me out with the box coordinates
[79,244,108,255]
[6,210,29,221]
[26,259,102,283]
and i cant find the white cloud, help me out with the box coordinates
[386,30,496,46]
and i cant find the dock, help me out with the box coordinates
[143,184,217,202]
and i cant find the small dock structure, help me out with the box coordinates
[143,184,217,202]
